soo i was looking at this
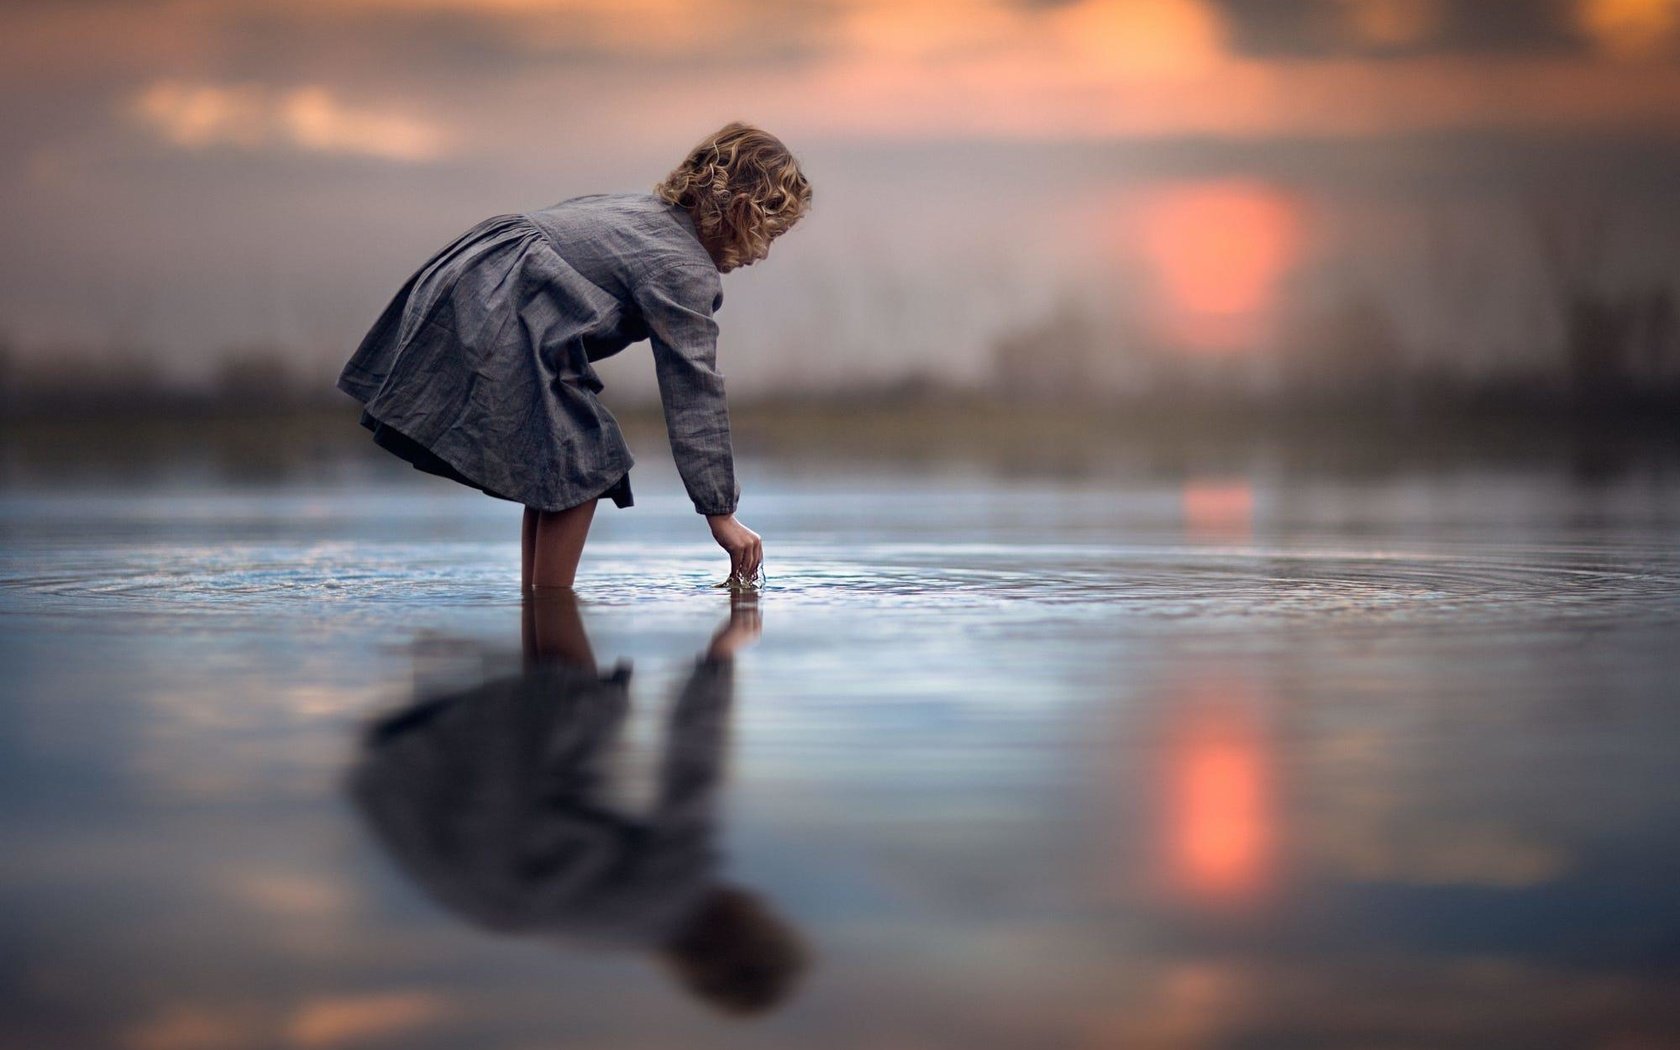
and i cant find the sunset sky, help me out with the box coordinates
[4,0,1678,393]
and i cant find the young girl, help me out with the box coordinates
[336,122,812,591]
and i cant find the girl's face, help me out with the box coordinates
[716,238,771,273]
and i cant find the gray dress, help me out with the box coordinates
[336,192,740,515]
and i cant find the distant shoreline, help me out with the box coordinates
[2,395,1675,486]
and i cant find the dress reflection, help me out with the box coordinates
[348,592,807,1016]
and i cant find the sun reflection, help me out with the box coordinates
[1136,179,1306,354]
[1182,478,1254,541]
[1159,680,1276,906]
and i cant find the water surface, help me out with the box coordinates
[3,452,1679,1048]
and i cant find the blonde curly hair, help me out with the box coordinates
[654,122,812,271]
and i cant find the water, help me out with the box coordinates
[4,452,1680,1048]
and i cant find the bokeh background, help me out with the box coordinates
[4,0,1679,424]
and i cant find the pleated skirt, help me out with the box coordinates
[361,407,633,510]
[338,211,637,513]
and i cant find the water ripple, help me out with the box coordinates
[5,538,1676,630]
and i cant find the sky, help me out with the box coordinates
[3,0,1679,397]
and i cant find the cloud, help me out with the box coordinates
[278,0,837,70]
[129,79,452,161]
[1047,0,1229,76]
[1205,0,1678,59]
[5,0,1680,373]
[1578,0,1680,59]
[10,0,1680,161]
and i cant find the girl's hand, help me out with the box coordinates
[706,513,762,581]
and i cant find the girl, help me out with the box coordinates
[336,122,812,591]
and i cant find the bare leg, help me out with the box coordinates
[521,505,540,593]
[529,498,598,591]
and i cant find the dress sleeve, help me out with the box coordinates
[631,261,740,516]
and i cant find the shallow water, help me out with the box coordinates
[4,453,1680,1048]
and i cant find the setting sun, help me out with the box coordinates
[1136,180,1306,353]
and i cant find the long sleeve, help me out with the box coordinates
[631,261,740,516]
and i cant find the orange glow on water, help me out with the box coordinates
[1136,180,1306,353]
[1161,685,1275,904]
[1178,735,1264,893]
[1182,479,1254,541]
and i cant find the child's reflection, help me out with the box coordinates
[348,592,806,1016]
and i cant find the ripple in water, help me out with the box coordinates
[6,537,1677,630]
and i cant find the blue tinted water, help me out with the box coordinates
[3,456,1679,1047]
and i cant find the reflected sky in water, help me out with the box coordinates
[3,456,1680,1048]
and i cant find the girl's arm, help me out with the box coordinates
[632,260,739,517]
[633,261,763,580]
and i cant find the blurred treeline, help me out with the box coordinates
[3,293,1675,425]
[1,330,1674,489]
[989,281,1680,415]
[992,197,1680,418]
[3,190,1677,433]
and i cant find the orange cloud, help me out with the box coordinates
[1049,0,1228,77]
[130,80,451,161]
[1577,0,1680,60]
[766,43,1680,145]
[838,0,1032,60]
[8,0,1680,159]
[1333,0,1445,48]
